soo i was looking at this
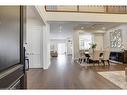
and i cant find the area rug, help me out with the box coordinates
[98,71,127,89]
[79,63,116,67]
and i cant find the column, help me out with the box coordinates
[42,23,51,69]
[72,30,80,60]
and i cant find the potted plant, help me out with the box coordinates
[91,43,97,52]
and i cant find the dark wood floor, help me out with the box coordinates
[27,55,127,89]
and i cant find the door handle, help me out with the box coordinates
[27,53,32,55]
[27,53,34,55]
[26,53,29,55]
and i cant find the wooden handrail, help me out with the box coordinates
[45,5,127,14]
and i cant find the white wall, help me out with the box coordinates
[104,24,127,51]
[94,33,104,51]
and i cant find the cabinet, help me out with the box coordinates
[0,65,26,89]
[0,6,27,89]
[110,51,124,63]
[123,50,127,63]
[110,50,127,63]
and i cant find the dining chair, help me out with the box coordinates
[78,50,86,64]
[89,50,101,66]
[101,50,110,65]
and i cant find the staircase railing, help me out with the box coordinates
[45,6,127,14]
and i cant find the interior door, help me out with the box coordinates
[26,25,43,68]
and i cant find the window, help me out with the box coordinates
[79,34,93,50]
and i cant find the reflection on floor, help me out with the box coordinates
[27,55,127,89]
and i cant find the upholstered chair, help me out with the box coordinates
[89,50,100,65]
[101,50,110,65]
[79,50,86,64]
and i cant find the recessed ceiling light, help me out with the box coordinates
[102,27,106,30]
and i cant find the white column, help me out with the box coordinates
[72,30,80,60]
[66,37,72,55]
[42,23,51,69]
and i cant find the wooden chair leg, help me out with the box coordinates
[81,58,84,64]
[107,60,110,65]
[79,58,81,64]
[97,60,99,66]
[101,60,105,66]
[93,61,95,66]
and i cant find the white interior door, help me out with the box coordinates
[27,24,43,68]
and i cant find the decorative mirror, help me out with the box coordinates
[110,29,122,48]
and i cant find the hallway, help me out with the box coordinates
[27,55,127,89]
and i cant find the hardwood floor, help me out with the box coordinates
[27,55,127,89]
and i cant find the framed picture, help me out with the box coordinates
[110,29,122,48]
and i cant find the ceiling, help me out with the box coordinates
[50,21,123,32]
[49,21,124,39]
[74,22,121,31]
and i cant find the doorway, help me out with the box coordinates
[57,43,66,55]
[26,6,43,68]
